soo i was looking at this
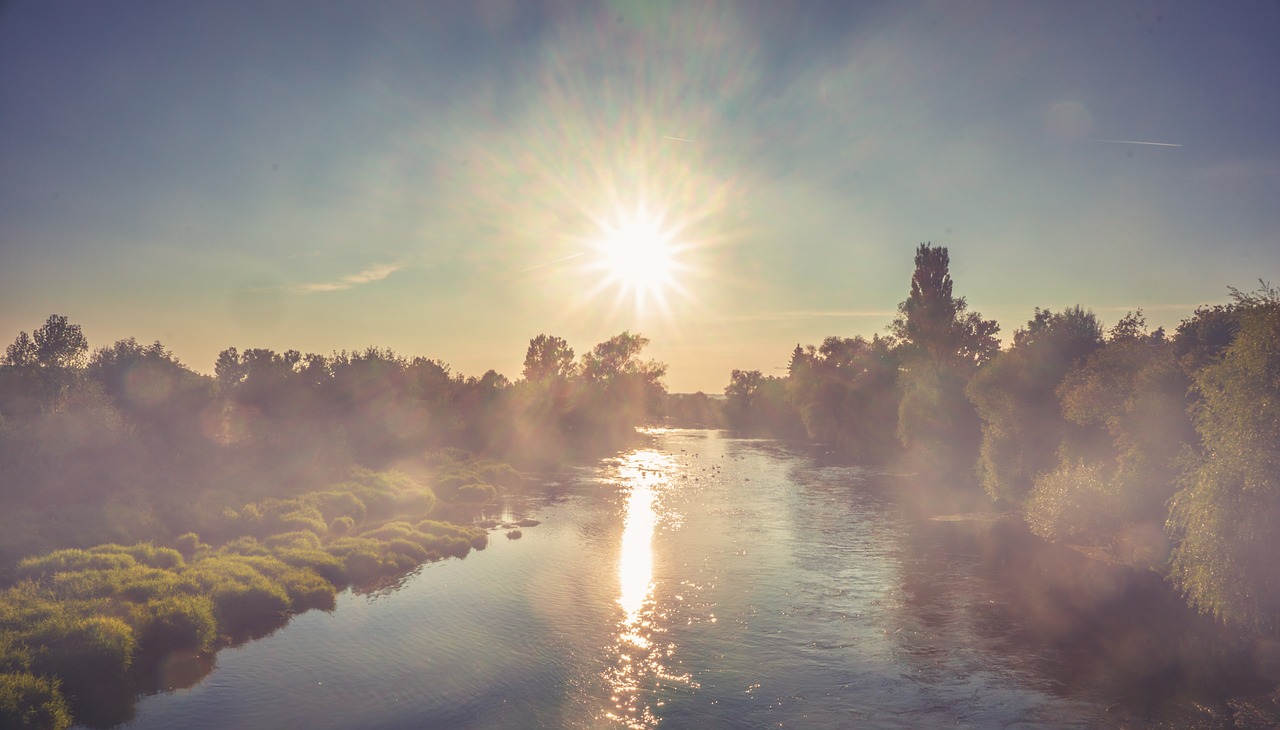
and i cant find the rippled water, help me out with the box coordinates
[105,429,1260,729]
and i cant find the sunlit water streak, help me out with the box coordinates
[602,449,695,729]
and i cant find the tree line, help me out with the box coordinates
[720,243,1280,634]
[0,323,666,561]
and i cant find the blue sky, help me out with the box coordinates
[2,1,1278,392]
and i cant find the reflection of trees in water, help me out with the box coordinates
[891,515,1266,719]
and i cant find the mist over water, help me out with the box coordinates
[107,430,1257,729]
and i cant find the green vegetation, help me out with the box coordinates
[1168,290,1280,631]
[718,245,1280,637]
[0,321,659,566]
[0,462,499,726]
[0,671,71,730]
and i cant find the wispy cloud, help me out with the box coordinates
[296,262,403,293]
[1094,138,1183,147]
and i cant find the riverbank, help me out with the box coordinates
[0,457,520,730]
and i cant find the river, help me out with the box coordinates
[105,429,1264,729]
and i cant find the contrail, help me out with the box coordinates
[1095,138,1183,147]
[522,252,586,273]
[662,135,694,143]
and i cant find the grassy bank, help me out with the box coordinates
[0,456,519,730]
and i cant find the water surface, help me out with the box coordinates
[107,429,1256,729]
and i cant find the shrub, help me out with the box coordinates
[0,635,32,674]
[339,551,383,585]
[328,516,355,536]
[48,566,188,603]
[15,551,136,582]
[313,490,366,522]
[88,543,183,570]
[1024,462,1123,542]
[174,532,203,559]
[325,538,388,584]
[129,594,217,655]
[386,539,429,563]
[0,583,62,634]
[453,483,496,504]
[184,558,291,634]
[0,672,72,730]
[264,531,322,551]
[275,568,335,612]
[26,615,136,697]
[272,548,347,586]
[432,473,479,501]
[221,537,270,557]
[393,487,437,515]
[350,485,397,519]
[477,462,524,489]
[358,522,417,543]
[268,506,327,536]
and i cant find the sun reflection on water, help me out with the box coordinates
[603,449,695,728]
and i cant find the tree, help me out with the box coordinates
[785,335,900,462]
[88,338,214,448]
[723,369,798,436]
[1020,312,1193,558]
[33,315,89,370]
[890,244,998,476]
[723,369,764,429]
[1168,288,1280,630]
[1,315,90,416]
[967,306,1103,503]
[890,244,1000,367]
[522,335,576,382]
[580,332,657,384]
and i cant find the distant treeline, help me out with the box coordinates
[717,243,1280,635]
[0,323,666,561]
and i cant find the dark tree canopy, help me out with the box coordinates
[4,315,88,370]
[523,334,576,382]
[891,243,999,368]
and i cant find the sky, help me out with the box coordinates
[1,1,1278,393]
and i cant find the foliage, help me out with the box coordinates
[1024,462,1122,542]
[889,244,1000,368]
[26,615,136,697]
[723,370,802,436]
[967,306,1104,503]
[522,335,576,382]
[662,391,723,428]
[1168,292,1280,631]
[0,672,71,730]
[890,243,998,476]
[786,336,901,462]
[129,594,218,654]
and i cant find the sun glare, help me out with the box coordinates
[591,206,684,312]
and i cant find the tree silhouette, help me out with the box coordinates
[891,244,997,477]
[522,334,576,382]
[891,244,999,367]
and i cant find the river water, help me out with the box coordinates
[107,429,1263,729]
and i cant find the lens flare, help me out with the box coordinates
[589,205,687,315]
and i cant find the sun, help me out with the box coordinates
[590,205,683,312]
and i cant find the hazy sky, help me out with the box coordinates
[2,1,1278,392]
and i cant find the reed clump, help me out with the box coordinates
[0,457,519,727]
